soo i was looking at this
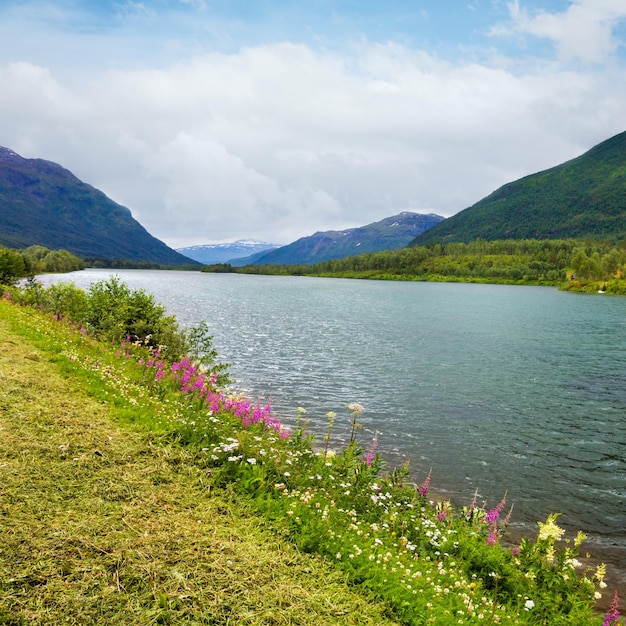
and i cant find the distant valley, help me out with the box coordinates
[176,240,278,265]
[179,213,444,267]
[247,212,444,265]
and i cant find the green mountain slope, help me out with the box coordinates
[252,212,444,265]
[0,147,195,266]
[412,130,626,246]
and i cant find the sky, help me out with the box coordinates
[1,1,626,248]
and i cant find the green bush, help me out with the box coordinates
[0,247,26,285]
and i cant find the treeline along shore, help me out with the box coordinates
[206,238,626,296]
[0,275,622,625]
[3,238,626,297]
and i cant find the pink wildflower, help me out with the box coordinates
[419,469,432,497]
[363,433,378,467]
[604,591,620,626]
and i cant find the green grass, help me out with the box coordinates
[0,303,401,625]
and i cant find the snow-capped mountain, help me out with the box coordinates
[176,240,278,265]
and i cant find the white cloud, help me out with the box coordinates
[0,9,625,247]
[499,0,626,63]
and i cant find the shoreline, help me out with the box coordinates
[3,280,620,623]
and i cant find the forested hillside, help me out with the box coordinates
[0,147,194,266]
[412,130,626,245]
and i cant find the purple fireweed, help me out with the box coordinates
[604,591,620,626]
[150,357,290,438]
[363,433,378,467]
[484,491,508,545]
[419,469,432,497]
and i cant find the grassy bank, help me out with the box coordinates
[0,285,621,625]
[0,302,401,625]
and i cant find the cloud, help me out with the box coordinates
[497,0,626,64]
[0,3,625,247]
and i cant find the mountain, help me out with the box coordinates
[412,130,626,246]
[0,147,195,266]
[229,248,281,267]
[250,212,444,265]
[176,240,278,265]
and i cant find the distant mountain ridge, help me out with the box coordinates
[412,130,626,246]
[0,147,195,266]
[251,212,444,265]
[176,240,278,265]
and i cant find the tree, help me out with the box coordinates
[0,247,26,285]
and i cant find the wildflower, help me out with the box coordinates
[419,469,432,497]
[246,458,257,465]
[346,402,364,415]
[537,513,565,542]
[346,402,364,443]
[363,432,378,466]
[524,599,535,610]
[603,591,620,626]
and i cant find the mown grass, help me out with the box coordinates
[0,304,401,625]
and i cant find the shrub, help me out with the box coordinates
[0,247,26,285]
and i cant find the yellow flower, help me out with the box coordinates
[537,514,565,542]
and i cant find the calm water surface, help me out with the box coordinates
[40,270,626,585]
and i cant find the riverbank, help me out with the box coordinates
[0,305,401,625]
[0,288,620,625]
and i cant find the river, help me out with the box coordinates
[38,269,626,591]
